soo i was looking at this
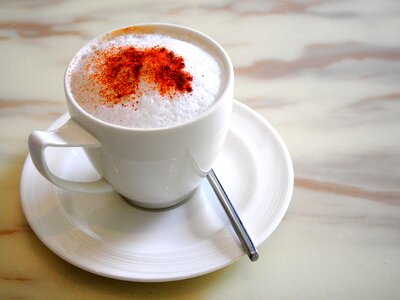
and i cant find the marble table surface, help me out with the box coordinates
[1,0,399,299]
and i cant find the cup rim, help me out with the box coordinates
[64,23,233,132]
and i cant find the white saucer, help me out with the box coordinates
[20,100,293,282]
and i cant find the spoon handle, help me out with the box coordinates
[206,169,259,262]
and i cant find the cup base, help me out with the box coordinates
[120,188,197,211]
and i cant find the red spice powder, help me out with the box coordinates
[88,45,193,107]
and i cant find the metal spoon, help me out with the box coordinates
[206,169,259,262]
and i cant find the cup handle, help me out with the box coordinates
[28,118,113,193]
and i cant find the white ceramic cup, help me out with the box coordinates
[28,24,233,209]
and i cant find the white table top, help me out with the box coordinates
[1,0,399,299]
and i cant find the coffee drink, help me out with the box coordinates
[66,27,224,129]
[30,24,233,208]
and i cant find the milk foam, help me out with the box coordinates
[67,33,223,129]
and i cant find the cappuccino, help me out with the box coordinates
[67,29,223,129]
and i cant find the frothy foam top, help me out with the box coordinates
[67,32,223,129]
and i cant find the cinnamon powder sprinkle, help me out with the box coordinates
[87,45,193,107]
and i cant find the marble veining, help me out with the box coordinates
[0,0,399,299]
